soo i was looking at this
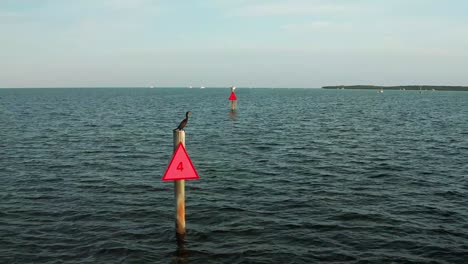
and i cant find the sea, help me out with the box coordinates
[0,88,467,264]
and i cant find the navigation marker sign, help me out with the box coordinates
[162,143,199,181]
[229,91,237,101]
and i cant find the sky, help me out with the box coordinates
[1,0,468,88]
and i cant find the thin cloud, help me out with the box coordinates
[229,1,352,17]
[281,21,350,32]
[0,11,24,23]
[101,0,160,10]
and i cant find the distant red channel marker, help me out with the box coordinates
[229,92,237,100]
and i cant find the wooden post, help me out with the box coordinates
[230,100,237,110]
[173,129,186,241]
[230,86,237,110]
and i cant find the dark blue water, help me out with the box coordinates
[1,88,467,263]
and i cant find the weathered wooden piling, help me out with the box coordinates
[173,129,186,241]
[230,100,237,110]
[229,86,237,110]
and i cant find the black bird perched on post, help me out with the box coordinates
[175,111,191,131]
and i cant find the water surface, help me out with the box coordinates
[1,88,467,263]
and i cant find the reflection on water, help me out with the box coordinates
[173,243,189,264]
[228,109,237,120]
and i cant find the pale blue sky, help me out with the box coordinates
[1,0,468,88]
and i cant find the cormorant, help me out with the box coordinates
[175,111,191,130]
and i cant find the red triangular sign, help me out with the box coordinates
[162,143,199,181]
[229,91,237,100]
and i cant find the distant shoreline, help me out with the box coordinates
[322,85,468,91]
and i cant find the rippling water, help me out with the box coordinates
[1,88,467,263]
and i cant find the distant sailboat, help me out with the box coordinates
[379,88,383,93]
[200,86,205,89]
